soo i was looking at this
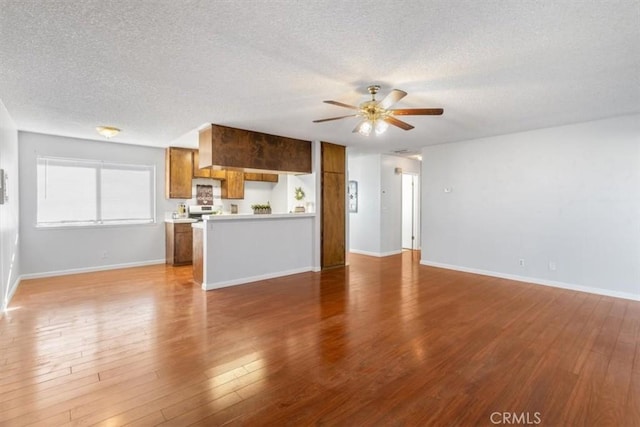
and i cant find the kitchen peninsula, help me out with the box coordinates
[192,212,316,290]
[166,124,346,285]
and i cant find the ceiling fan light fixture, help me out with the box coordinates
[374,119,388,135]
[96,126,120,138]
[358,120,373,136]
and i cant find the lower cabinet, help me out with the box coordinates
[165,222,193,265]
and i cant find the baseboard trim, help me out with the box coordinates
[419,260,640,301]
[203,266,314,291]
[20,259,167,280]
[349,249,403,258]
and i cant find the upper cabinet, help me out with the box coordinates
[191,149,211,178]
[221,170,244,199]
[166,132,284,199]
[243,172,279,183]
[199,124,312,174]
[165,147,193,199]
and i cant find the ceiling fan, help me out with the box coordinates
[313,85,443,136]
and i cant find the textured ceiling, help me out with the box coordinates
[1,0,639,155]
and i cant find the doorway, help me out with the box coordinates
[401,173,420,250]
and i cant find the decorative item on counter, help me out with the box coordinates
[231,204,238,214]
[177,202,187,218]
[294,186,306,213]
[251,202,272,214]
[196,184,214,205]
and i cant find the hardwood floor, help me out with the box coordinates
[1,251,638,426]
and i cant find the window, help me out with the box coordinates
[37,156,156,227]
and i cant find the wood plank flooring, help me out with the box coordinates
[1,251,638,426]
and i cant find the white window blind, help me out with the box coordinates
[37,157,156,227]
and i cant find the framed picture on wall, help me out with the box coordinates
[348,180,357,213]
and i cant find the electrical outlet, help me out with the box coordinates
[102,251,108,259]
[519,259,525,267]
[549,261,557,271]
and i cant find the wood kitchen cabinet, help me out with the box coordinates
[243,172,262,181]
[243,172,279,183]
[165,147,193,199]
[191,149,211,178]
[321,142,346,269]
[165,222,193,265]
[261,173,279,182]
[221,169,245,199]
[198,124,311,173]
[210,169,226,180]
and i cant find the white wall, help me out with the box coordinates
[348,153,420,257]
[421,114,640,300]
[348,154,381,255]
[0,99,20,310]
[19,132,176,277]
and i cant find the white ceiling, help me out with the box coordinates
[1,0,639,155]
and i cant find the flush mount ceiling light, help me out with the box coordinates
[313,85,443,136]
[96,126,121,138]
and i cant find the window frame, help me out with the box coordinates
[36,156,157,229]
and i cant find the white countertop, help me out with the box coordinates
[202,213,315,221]
[165,217,198,224]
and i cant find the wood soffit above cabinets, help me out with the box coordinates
[199,124,312,174]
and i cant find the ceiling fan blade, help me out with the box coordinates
[390,108,444,116]
[313,114,357,123]
[384,116,414,131]
[377,89,407,109]
[323,100,359,110]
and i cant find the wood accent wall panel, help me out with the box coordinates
[321,142,346,269]
[200,124,311,173]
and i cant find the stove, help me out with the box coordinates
[188,204,220,220]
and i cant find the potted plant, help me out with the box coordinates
[251,202,271,214]
[294,187,305,213]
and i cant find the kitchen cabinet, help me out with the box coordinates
[243,172,262,181]
[210,169,226,180]
[198,124,311,173]
[221,169,244,199]
[165,222,193,265]
[191,149,211,178]
[165,147,193,199]
[243,172,279,183]
[262,173,278,183]
[321,142,346,269]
